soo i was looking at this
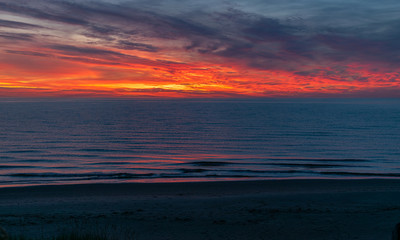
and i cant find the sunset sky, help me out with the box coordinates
[1,0,400,98]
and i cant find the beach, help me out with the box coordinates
[1,179,400,239]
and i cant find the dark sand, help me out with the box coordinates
[1,179,400,239]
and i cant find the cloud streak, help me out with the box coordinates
[0,0,400,97]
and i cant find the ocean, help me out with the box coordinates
[0,98,399,187]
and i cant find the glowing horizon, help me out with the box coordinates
[1,0,400,98]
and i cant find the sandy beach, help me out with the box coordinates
[1,179,400,239]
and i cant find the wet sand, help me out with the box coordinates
[1,179,400,239]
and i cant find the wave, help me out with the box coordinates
[189,161,236,167]
[8,172,155,179]
[267,163,359,168]
[0,165,36,169]
[320,171,400,177]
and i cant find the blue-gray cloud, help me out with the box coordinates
[0,19,44,29]
[0,33,35,41]
[1,0,400,74]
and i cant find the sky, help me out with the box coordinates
[1,0,400,98]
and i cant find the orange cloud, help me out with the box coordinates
[1,0,400,98]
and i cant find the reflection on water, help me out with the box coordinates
[0,98,400,187]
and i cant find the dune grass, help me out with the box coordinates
[9,233,109,240]
[8,230,136,240]
[9,231,137,240]
[4,226,134,240]
[2,218,135,240]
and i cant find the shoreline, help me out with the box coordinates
[2,178,400,197]
[1,179,400,239]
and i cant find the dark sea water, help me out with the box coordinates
[1,98,400,187]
